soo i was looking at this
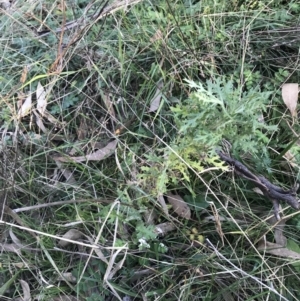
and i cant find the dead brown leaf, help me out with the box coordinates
[36,82,47,115]
[282,83,299,117]
[17,93,32,118]
[9,228,23,247]
[273,216,287,246]
[284,150,298,168]
[57,273,77,283]
[77,119,89,140]
[14,262,27,269]
[59,229,84,247]
[150,29,163,43]
[53,160,77,185]
[157,194,169,216]
[43,110,64,126]
[86,236,108,264]
[19,280,31,301]
[20,65,29,84]
[258,240,300,259]
[154,222,176,236]
[0,243,22,255]
[101,91,116,118]
[210,202,224,246]
[149,79,164,113]
[166,193,191,220]
[33,110,48,133]
[144,209,157,225]
[53,140,118,163]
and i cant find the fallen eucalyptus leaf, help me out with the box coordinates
[54,160,77,185]
[253,187,264,195]
[157,194,169,216]
[144,209,157,225]
[272,215,287,246]
[149,79,164,113]
[19,280,31,301]
[284,149,298,168]
[282,83,299,117]
[36,82,47,115]
[86,236,108,264]
[77,119,89,140]
[0,243,22,255]
[20,65,29,84]
[150,29,163,43]
[59,229,84,247]
[166,193,191,220]
[101,91,116,118]
[58,273,77,283]
[258,240,300,259]
[17,94,32,118]
[33,110,48,133]
[154,222,176,236]
[54,140,118,163]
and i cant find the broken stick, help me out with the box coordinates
[216,150,299,220]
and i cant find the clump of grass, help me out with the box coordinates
[1,0,300,300]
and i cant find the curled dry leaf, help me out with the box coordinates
[154,222,176,236]
[17,93,32,118]
[33,110,48,133]
[0,243,22,255]
[77,119,89,140]
[44,110,64,126]
[282,83,299,117]
[157,194,169,216]
[54,160,77,185]
[258,240,300,259]
[19,280,31,301]
[150,29,163,43]
[9,228,22,246]
[210,202,224,246]
[20,65,29,84]
[57,273,77,283]
[284,150,298,168]
[14,262,27,269]
[269,214,287,246]
[144,209,157,225]
[204,215,246,224]
[253,187,264,195]
[53,140,118,163]
[36,82,47,115]
[166,193,191,220]
[101,91,116,118]
[59,229,84,247]
[149,79,164,113]
[86,236,108,264]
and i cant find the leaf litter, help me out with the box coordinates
[36,81,47,115]
[17,93,32,119]
[53,139,118,163]
[282,83,299,117]
[257,213,300,259]
[149,78,164,113]
[166,193,191,220]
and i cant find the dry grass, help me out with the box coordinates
[1,0,300,300]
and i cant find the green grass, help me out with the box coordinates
[1,0,300,300]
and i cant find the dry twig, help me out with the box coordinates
[217,151,299,220]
